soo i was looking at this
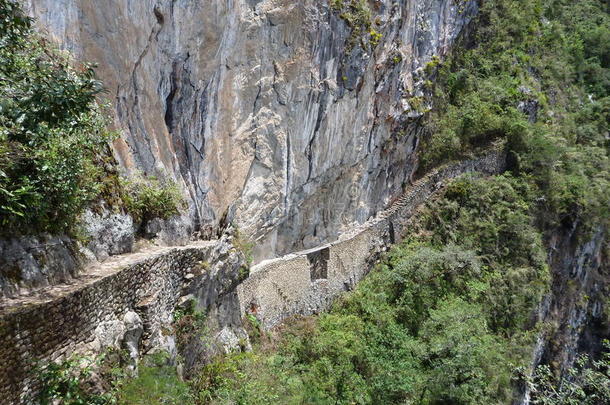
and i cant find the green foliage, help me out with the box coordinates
[173,299,209,354]
[330,0,374,49]
[120,173,184,225]
[419,0,609,232]
[423,55,441,75]
[89,1,608,404]
[39,350,193,405]
[186,173,548,404]
[38,355,112,405]
[368,28,382,47]
[243,313,263,345]
[420,174,549,333]
[0,0,114,234]
[232,229,254,266]
[115,352,193,405]
[419,298,511,403]
[525,341,610,404]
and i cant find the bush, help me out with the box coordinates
[180,173,548,404]
[331,0,374,49]
[419,0,609,232]
[38,355,111,405]
[525,341,610,404]
[0,0,113,235]
[120,173,184,225]
[232,228,254,265]
[115,352,193,405]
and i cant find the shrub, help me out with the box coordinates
[120,173,184,225]
[0,0,113,235]
[38,355,112,405]
[419,0,609,232]
[232,228,254,265]
[115,352,193,405]
[331,0,374,49]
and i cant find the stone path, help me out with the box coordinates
[0,240,217,314]
[0,144,505,404]
[0,143,505,316]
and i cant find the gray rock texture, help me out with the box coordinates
[80,207,135,261]
[22,0,477,262]
[0,235,82,298]
[238,147,506,328]
[0,238,248,403]
[122,311,144,364]
[0,207,135,299]
[0,148,504,403]
[516,225,608,405]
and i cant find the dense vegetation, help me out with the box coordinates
[32,0,608,404]
[0,0,112,234]
[179,0,608,404]
[179,173,549,404]
[0,0,185,236]
[120,173,185,226]
[421,0,609,232]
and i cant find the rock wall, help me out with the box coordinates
[0,207,135,299]
[0,146,504,403]
[238,147,506,328]
[0,235,83,299]
[0,202,196,300]
[0,238,246,404]
[21,0,478,262]
[543,225,608,372]
[517,224,608,405]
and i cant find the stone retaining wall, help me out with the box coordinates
[237,148,506,328]
[0,239,245,404]
[0,148,505,403]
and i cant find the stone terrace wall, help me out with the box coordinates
[0,148,504,404]
[237,147,506,328]
[0,239,245,404]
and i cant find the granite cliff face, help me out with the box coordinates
[22,0,476,262]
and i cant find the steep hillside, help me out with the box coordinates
[103,0,609,403]
[22,0,477,261]
[0,0,607,404]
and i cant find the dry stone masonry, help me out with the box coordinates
[0,146,504,403]
[0,238,247,404]
[238,146,506,328]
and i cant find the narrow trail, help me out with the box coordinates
[0,145,505,403]
[0,144,504,316]
[0,241,216,313]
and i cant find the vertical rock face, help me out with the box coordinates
[516,225,608,405]
[542,226,608,372]
[22,0,476,261]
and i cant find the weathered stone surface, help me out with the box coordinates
[0,235,82,299]
[0,206,192,299]
[0,207,135,299]
[0,148,504,403]
[143,215,193,246]
[80,207,135,261]
[237,147,506,328]
[22,0,477,262]
[92,320,125,351]
[516,226,608,404]
[122,311,143,363]
[0,239,247,403]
